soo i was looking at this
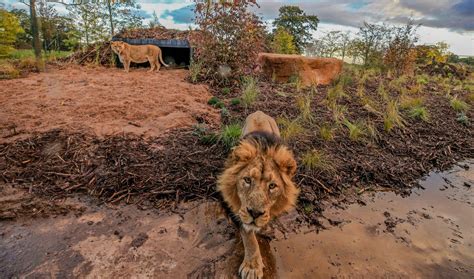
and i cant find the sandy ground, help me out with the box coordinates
[1,161,472,278]
[0,66,219,142]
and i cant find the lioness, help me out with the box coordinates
[110,41,168,72]
[218,111,299,279]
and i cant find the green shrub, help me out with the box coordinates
[456,112,469,125]
[230,98,241,106]
[189,59,203,83]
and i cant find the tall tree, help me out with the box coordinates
[272,27,297,54]
[0,9,24,56]
[273,5,319,53]
[148,11,162,28]
[37,0,58,51]
[10,8,31,48]
[67,1,107,45]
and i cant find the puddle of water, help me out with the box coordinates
[272,161,474,278]
[0,161,472,278]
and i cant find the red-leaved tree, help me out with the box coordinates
[191,0,266,86]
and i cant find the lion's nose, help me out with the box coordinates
[247,208,265,219]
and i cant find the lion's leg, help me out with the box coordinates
[147,56,155,72]
[156,62,161,72]
[239,228,264,279]
[124,60,130,72]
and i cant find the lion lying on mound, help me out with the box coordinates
[218,111,299,279]
[110,41,168,72]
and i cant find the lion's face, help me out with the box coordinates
[110,41,125,54]
[218,139,299,232]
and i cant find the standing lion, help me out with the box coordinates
[110,41,168,72]
[218,111,299,279]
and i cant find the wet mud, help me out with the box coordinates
[0,161,472,278]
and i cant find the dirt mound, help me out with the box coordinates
[257,53,343,86]
[418,61,471,79]
[0,66,219,142]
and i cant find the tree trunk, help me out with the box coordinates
[29,0,43,68]
[106,0,114,36]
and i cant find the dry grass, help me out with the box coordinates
[241,76,260,108]
[400,96,424,109]
[295,93,314,123]
[319,123,336,141]
[331,104,347,123]
[384,100,405,132]
[301,150,334,172]
[450,96,470,113]
[277,117,305,141]
[0,61,20,79]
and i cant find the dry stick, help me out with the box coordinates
[299,174,333,194]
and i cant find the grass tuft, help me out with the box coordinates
[301,150,334,172]
[241,76,260,108]
[408,106,430,121]
[220,124,242,149]
[189,60,202,83]
[450,96,469,113]
[277,117,305,141]
[384,100,405,132]
[295,94,314,122]
[319,123,336,141]
[343,119,365,141]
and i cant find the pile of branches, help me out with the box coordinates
[0,129,227,209]
[418,61,471,80]
[115,26,197,41]
[63,42,114,66]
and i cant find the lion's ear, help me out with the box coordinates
[273,147,297,177]
[231,141,257,163]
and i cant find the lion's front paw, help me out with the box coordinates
[239,257,264,279]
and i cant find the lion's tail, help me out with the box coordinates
[159,51,169,67]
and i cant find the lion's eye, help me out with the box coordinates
[243,177,252,185]
[269,182,277,190]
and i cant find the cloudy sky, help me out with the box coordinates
[6,0,474,55]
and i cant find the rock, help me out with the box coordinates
[257,53,343,87]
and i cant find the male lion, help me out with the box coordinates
[110,41,168,72]
[218,111,299,279]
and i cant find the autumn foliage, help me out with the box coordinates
[191,0,266,85]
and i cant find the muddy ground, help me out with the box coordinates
[1,161,472,278]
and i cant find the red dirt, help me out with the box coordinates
[0,66,219,143]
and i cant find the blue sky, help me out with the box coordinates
[5,0,474,55]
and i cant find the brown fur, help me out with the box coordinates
[217,111,298,279]
[110,41,168,72]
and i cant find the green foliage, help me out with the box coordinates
[326,83,348,107]
[221,87,231,95]
[0,9,24,57]
[208,96,225,108]
[277,117,305,141]
[384,100,405,131]
[220,124,242,149]
[416,74,430,85]
[272,27,297,54]
[450,96,469,113]
[273,5,319,53]
[456,112,469,125]
[301,150,334,172]
[408,106,430,121]
[343,119,365,141]
[319,124,336,141]
[230,98,241,106]
[241,76,260,108]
